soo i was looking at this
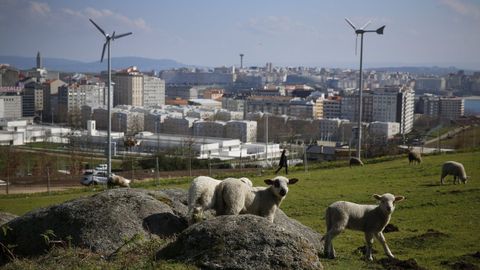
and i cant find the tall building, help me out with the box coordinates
[415,77,446,92]
[58,84,105,125]
[225,120,257,142]
[340,93,373,122]
[372,85,415,135]
[113,66,144,106]
[143,75,165,107]
[246,96,291,115]
[22,82,44,117]
[36,51,42,69]
[323,96,342,119]
[42,79,66,122]
[439,97,464,119]
[0,88,22,119]
[288,98,316,119]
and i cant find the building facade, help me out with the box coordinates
[143,75,165,107]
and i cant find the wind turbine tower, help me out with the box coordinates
[345,18,385,161]
[89,19,132,178]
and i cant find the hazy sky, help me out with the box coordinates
[1,0,479,69]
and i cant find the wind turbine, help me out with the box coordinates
[89,18,132,178]
[345,18,385,161]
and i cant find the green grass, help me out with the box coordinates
[1,151,479,269]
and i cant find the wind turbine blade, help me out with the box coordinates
[101,42,107,62]
[360,20,372,30]
[113,32,133,40]
[89,19,106,36]
[345,18,357,30]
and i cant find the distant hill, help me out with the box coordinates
[0,56,188,73]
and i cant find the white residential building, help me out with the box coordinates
[193,120,226,138]
[143,75,165,107]
[369,121,400,140]
[225,120,257,143]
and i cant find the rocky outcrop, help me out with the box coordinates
[0,189,187,260]
[158,214,323,270]
[0,212,17,226]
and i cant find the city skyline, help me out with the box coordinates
[1,0,480,69]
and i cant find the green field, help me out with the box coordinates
[1,151,479,269]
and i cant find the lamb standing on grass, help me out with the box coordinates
[214,176,298,222]
[408,151,422,164]
[349,157,364,167]
[323,193,405,261]
[441,161,468,184]
[187,176,252,224]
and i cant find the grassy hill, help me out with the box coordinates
[1,151,479,269]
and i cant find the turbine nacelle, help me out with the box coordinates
[89,19,132,62]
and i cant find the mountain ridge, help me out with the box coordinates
[0,56,188,73]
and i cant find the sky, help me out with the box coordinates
[1,0,480,69]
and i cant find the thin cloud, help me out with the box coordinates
[29,1,50,16]
[240,16,314,36]
[440,0,480,20]
[62,7,151,32]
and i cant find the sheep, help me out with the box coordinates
[323,193,405,261]
[108,174,131,188]
[408,151,422,164]
[349,157,364,167]
[214,176,298,223]
[187,176,252,224]
[441,161,468,184]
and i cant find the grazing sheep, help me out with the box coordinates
[349,157,364,167]
[108,174,131,188]
[214,176,298,222]
[187,176,252,224]
[441,161,468,184]
[323,193,405,261]
[408,151,422,164]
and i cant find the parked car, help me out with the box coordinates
[80,171,110,186]
[95,164,108,171]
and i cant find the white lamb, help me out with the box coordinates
[187,176,252,224]
[108,174,131,188]
[441,161,468,184]
[214,176,298,223]
[323,193,405,261]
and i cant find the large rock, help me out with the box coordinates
[158,214,323,270]
[0,188,187,261]
[0,212,17,225]
[274,209,324,254]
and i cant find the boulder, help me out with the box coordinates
[274,209,324,254]
[0,212,17,226]
[158,214,323,270]
[0,188,187,261]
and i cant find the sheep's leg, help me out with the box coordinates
[375,232,394,259]
[364,232,374,261]
[323,229,341,259]
[454,176,458,184]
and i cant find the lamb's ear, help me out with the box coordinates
[288,178,299,185]
[373,194,382,200]
[394,196,405,202]
[264,179,274,185]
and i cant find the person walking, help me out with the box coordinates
[275,149,288,175]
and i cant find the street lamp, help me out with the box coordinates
[345,18,385,160]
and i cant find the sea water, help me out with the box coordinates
[465,98,480,115]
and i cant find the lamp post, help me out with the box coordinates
[345,18,385,160]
